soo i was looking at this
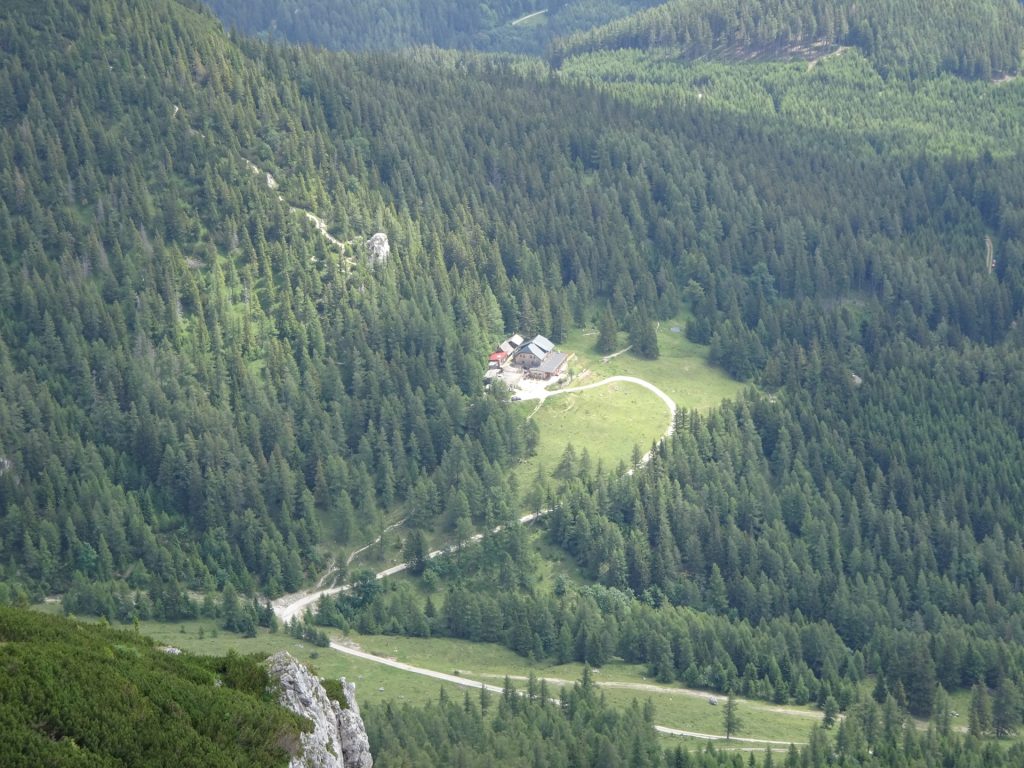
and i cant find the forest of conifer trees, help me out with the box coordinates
[4,0,1024,764]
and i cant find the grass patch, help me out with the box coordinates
[600,686,817,744]
[72,613,821,744]
[511,380,668,498]
[343,632,820,744]
[128,618,459,706]
[509,313,743,507]
[559,314,745,412]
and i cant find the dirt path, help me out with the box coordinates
[511,9,547,25]
[244,158,356,261]
[806,44,850,71]
[324,642,803,745]
[601,345,632,362]
[519,375,676,471]
[346,518,407,567]
[985,235,995,273]
[277,375,676,622]
[475,673,821,719]
[273,511,546,624]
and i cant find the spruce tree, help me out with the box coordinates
[723,692,742,740]
[969,683,992,737]
[596,305,618,355]
[992,679,1021,738]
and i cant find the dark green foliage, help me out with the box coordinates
[722,693,741,739]
[992,679,1021,738]
[5,4,1024,765]
[596,303,619,354]
[364,668,664,767]
[545,387,1024,712]
[0,607,307,768]
[205,0,664,55]
[970,683,993,736]
[551,0,1024,79]
[319,678,349,710]
[0,0,538,605]
[365,682,1024,766]
[629,308,660,359]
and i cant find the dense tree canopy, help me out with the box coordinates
[5,1,1024,762]
[0,607,308,768]
[204,0,664,54]
[550,0,1024,79]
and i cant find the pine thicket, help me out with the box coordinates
[204,0,664,55]
[0,0,543,609]
[0,607,308,768]
[550,0,1024,79]
[5,3,1024,759]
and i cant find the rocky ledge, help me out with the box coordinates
[267,651,373,768]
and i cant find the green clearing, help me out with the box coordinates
[124,618,461,706]
[510,380,668,497]
[71,613,824,745]
[343,631,820,744]
[601,687,818,745]
[343,313,741,563]
[509,313,743,505]
[558,314,746,412]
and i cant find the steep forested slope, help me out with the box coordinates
[6,2,1024,745]
[550,0,1024,78]
[0,0,545,611]
[203,0,663,54]
[0,607,308,767]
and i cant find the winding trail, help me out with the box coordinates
[274,510,546,624]
[511,9,547,25]
[321,641,802,745]
[265,376,798,746]
[601,345,633,362]
[275,376,676,623]
[346,518,408,567]
[244,158,356,261]
[519,375,676,470]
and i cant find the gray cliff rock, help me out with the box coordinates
[267,651,373,768]
[363,233,390,266]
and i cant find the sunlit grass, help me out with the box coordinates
[510,312,743,506]
[558,312,746,411]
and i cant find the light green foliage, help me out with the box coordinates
[559,49,1024,158]
[205,0,664,54]
[550,0,1024,79]
[0,608,307,768]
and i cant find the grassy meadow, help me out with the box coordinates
[557,313,746,412]
[127,616,822,744]
[342,631,821,745]
[507,312,744,506]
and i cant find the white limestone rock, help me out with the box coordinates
[364,233,390,266]
[267,651,373,768]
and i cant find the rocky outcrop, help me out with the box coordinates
[363,233,390,266]
[267,651,373,768]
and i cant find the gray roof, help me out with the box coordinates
[517,342,546,361]
[529,335,555,354]
[507,334,525,348]
[536,351,569,375]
